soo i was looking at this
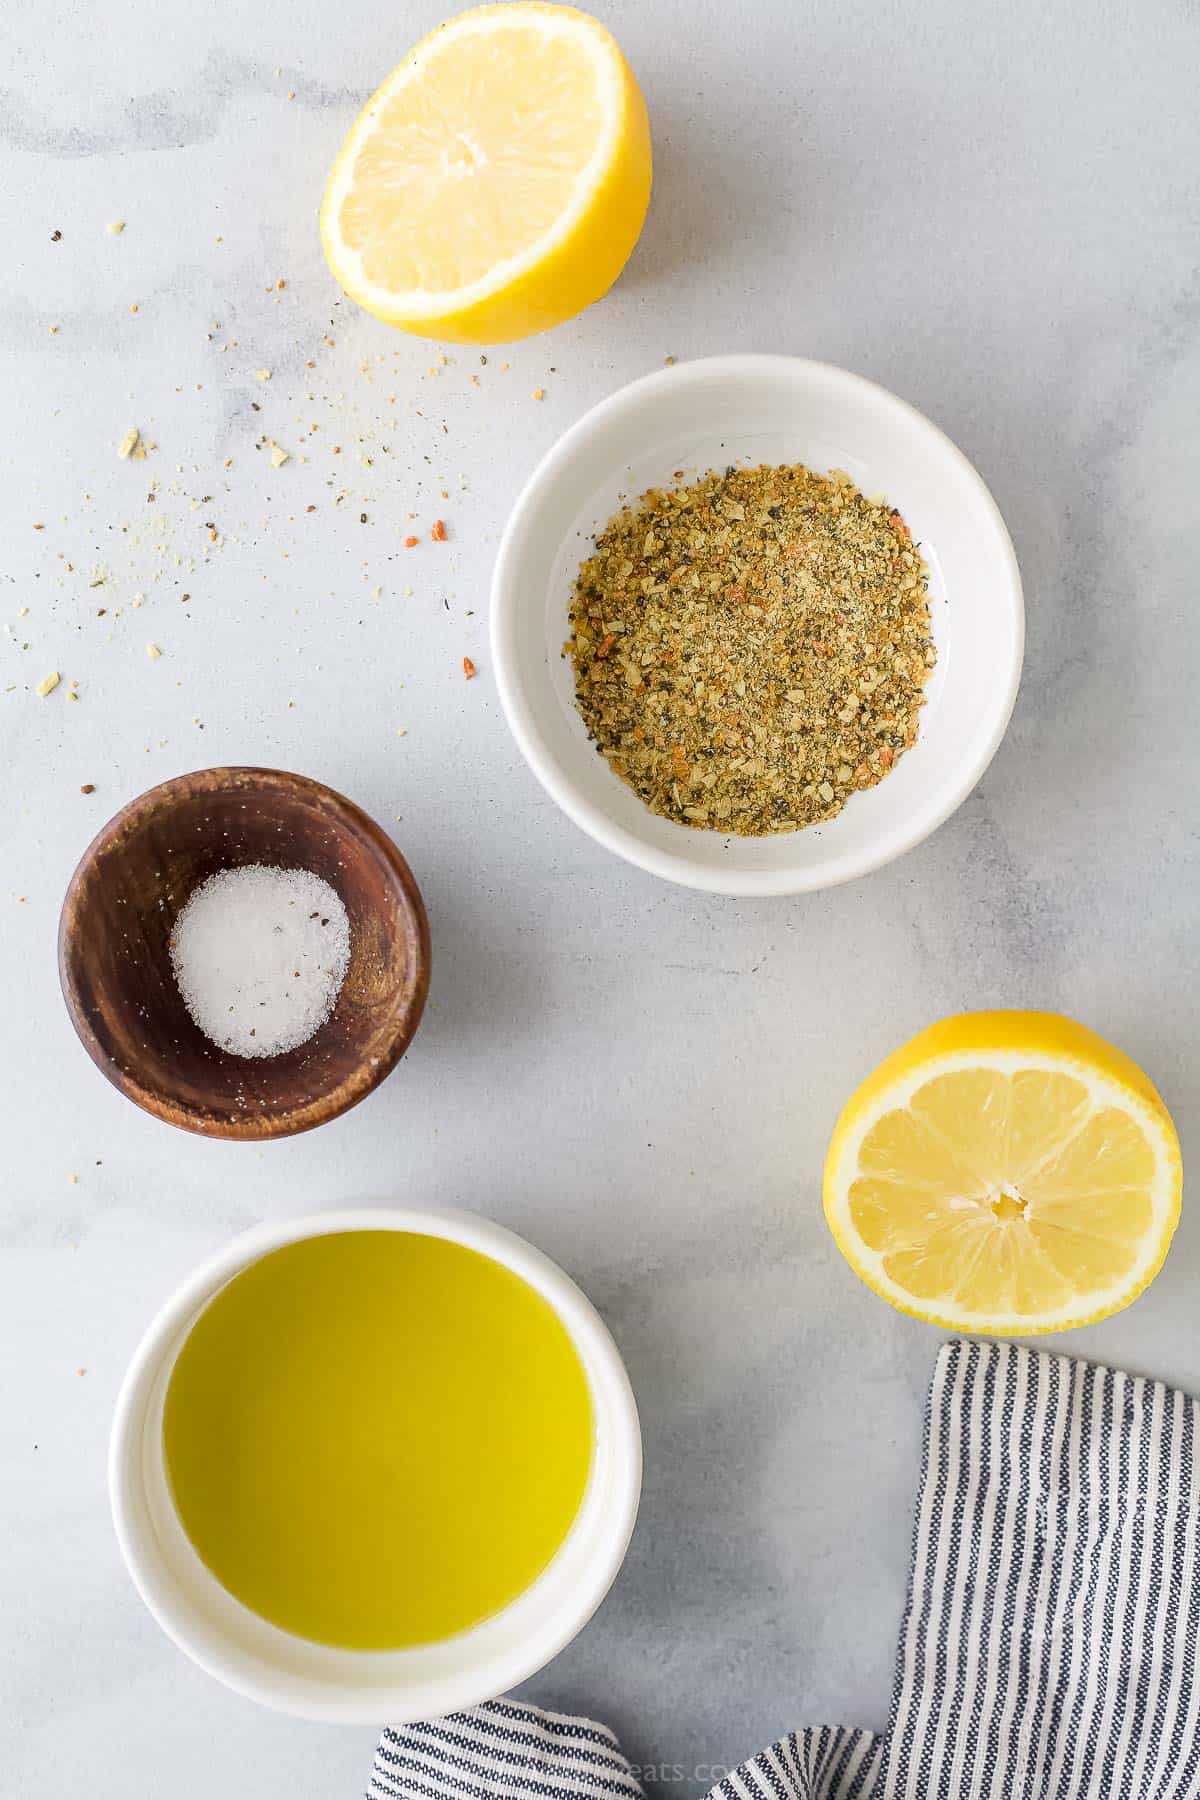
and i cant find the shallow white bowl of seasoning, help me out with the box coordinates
[109,1207,642,1723]
[491,354,1023,896]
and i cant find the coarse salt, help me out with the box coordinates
[169,864,351,1058]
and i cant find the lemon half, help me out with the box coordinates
[824,1012,1182,1335]
[320,3,652,343]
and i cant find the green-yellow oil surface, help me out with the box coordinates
[162,1231,594,1650]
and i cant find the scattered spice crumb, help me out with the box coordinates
[463,656,477,680]
[80,783,95,794]
[404,535,419,548]
[106,219,126,235]
[532,388,545,401]
[146,642,162,660]
[269,443,290,468]
[117,426,141,460]
[431,518,447,542]
[36,671,60,697]
[51,229,62,242]
[254,368,272,381]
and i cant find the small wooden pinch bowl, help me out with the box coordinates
[58,767,431,1140]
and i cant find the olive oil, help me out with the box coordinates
[162,1231,593,1650]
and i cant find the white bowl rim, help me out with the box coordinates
[109,1206,642,1722]
[491,352,1025,897]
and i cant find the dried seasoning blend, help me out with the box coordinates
[567,464,936,834]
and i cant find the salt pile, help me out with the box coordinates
[169,864,351,1058]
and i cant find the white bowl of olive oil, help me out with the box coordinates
[109,1209,641,1722]
[491,354,1024,895]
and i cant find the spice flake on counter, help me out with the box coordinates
[463,657,477,679]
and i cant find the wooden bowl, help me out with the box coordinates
[59,767,431,1140]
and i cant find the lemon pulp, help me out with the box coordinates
[163,1231,593,1648]
[824,1012,1182,1335]
[320,3,652,342]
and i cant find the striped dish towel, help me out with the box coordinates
[370,1340,1200,1800]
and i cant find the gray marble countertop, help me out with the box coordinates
[3,1,1199,1794]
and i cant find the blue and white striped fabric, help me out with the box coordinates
[370,1704,646,1800]
[371,1340,1200,1800]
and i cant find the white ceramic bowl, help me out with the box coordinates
[109,1208,642,1723]
[492,354,1024,896]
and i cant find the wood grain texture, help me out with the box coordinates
[58,767,431,1139]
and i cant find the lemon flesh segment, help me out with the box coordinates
[321,5,652,342]
[343,27,606,296]
[827,1035,1181,1335]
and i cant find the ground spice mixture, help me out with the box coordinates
[567,463,936,834]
